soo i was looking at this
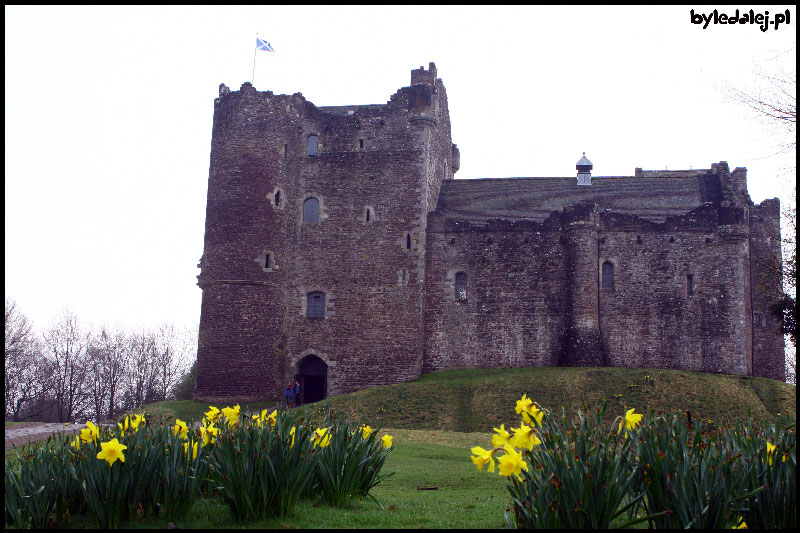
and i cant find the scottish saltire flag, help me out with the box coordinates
[256,37,275,52]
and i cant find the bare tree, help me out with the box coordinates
[5,299,49,420]
[42,309,91,422]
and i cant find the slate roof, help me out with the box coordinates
[435,175,705,224]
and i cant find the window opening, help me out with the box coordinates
[307,292,325,318]
[601,261,614,289]
[274,190,281,207]
[306,135,318,157]
[284,144,288,157]
[455,272,467,301]
[359,138,364,149]
[366,208,371,222]
[754,313,762,328]
[687,274,694,296]
[303,197,319,223]
[406,233,412,250]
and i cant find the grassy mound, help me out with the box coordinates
[137,367,794,432]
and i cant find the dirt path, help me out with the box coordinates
[5,423,84,451]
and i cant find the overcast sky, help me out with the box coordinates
[5,5,796,334]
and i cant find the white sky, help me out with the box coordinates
[5,5,796,334]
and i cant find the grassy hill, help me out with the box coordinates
[140,367,794,432]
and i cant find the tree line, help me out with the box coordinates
[5,298,196,423]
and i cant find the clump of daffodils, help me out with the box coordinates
[470,393,545,481]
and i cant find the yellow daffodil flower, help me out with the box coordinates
[510,422,542,451]
[618,408,643,435]
[199,420,219,446]
[734,517,748,528]
[118,416,130,437]
[96,438,127,466]
[497,444,528,481]
[361,425,373,438]
[267,409,277,427]
[289,426,296,448]
[80,421,100,443]
[130,414,145,432]
[183,440,199,460]
[515,394,533,417]
[470,446,496,472]
[766,442,777,466]
[70,435,81,450]
[173,419,188,440]
[221,404,241,427]
[381,434,393,448]
[522,403,545,427]
[312,427,332,448]
[492,424,511,449]
[205,406,221,423]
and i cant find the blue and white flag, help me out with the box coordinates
[256,37,275,52]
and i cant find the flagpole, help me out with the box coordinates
[251,34,258,85]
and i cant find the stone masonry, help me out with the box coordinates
[195,63,785,403]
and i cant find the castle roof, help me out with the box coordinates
[436,174,706,224]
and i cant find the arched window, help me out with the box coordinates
[306,292,325,318]
[306,135,318,156]
[601,261,614,289]
[455,272,467,300]
[303,197,319,223]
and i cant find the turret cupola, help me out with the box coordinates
[576,152,592,186]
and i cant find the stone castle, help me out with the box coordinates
[195,62,785,403]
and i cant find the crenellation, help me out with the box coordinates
[195,63,786,403]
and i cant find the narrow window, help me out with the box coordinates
[307,292,325,318]
[455,272,467,301]
[365,207,371,222]
[306,135,318,157]
[406,233,412,250]
[303,197,319,223]
[359,138,364,149]
[264,253,271,269]
[601,261,614,289]
[274,190,281,207]
[753,313,762,328]
[686,274,694,296]
[283,143,288,157]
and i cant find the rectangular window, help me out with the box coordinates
[754,313,762,328]
[687,275,693,296]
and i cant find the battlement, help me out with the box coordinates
[411,62,438,86]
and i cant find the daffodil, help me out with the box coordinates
[312,427,331,448]
[497,444,528,481]
[521,403,545,427]
[173,419,188,440]
[492,424,511,449]
[221,404,241,427]
[515,394,533,417]
[80,421,100,443]
[766,441,777,466]
[470,446,496,472]
[118,416,130,437]
[96,438,127,466]
[510,422,542,451]
[199,420,219,446]
[70,435,81,450]
[734,517,748,528]
[361,425,373,438]
[289,426,296,448]
[130,413,145,432]
[267,409,277,426]
[183,440,199,460]
[381,434,393,448]
[205,406,221,423]
[618,408,643,435]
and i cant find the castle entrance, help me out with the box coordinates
[296,355,327,404]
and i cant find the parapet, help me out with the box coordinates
[411,62,438,86]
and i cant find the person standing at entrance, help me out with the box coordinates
[294,379,303,406]
[284,383,294,408]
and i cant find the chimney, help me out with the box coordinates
[576,152,593,186]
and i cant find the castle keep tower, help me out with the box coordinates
[196,63,785,404]
[196,63,458,402]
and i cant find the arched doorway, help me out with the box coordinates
[296,354,327,404]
